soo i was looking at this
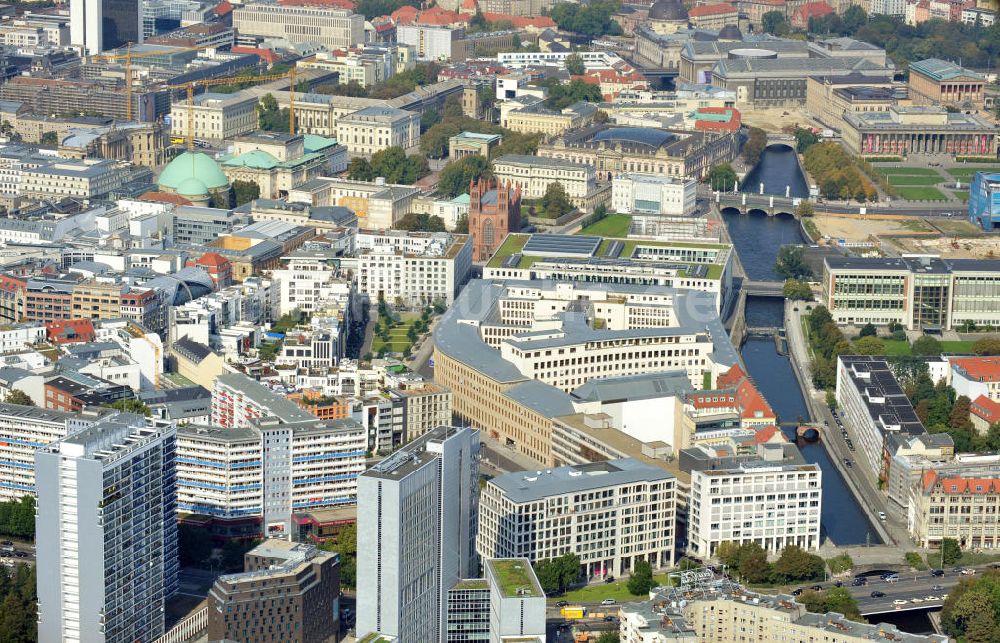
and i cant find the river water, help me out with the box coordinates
[726,147,880,545]
[741,144,810,198]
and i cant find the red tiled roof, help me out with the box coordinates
[794,1,834,18]
[139,191,194,206]
[231,46,281,65]
[752,425,782,443]
[45,319,96,344]
[279,0,354,6]
[414,6,468,24]
[951,356,1000,382]
[689,3,737,16]
[938,476,1000,494]
[214,0,233,16]
[391,5,420,23]
[922,469,938,491]
[971,394,1000,423]
[716,364,776,422]
[0,275,25,293]
[482,12,557,28]
[193,252,231,268]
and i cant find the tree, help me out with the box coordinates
[715,541,741,567]
[796,200,815,218]
[742,127,768,165]
[842,5,868,32]
[421,108,441,133]
[565,53,585,75]
[454,213,469,233]
[852,336,886,356]
[438,155,491,198]
[783,279,813,301]
[941,537,962,565]
[775,245,813,280]
[858,323,877,337]
[104,398,151,416]
[762,10,789,35]
[256,93,290,133]
[773,545,825,582]
[369,147,430,185]
[39,131,58,147]
[738,547,771,584]
[823,587,863,621]
[178,523,213,567]
[393,212,447,232]
[596,634,620,643]
[347,158,374,181]
[793,127,820,153]
[808,306,833,334]
[549,0,624,37]
[232,179,260,207]
[826,553,853,575]
[536,77,603,111]
[2,391,33,407]
[627,560,656,595]
[972,338,1000,355]
[706,163,738,192]
[540,182,574,219]
[912,335,943,356]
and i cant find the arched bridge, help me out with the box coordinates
[743,280,785,297]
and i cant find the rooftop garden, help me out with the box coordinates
[490,559,540,598]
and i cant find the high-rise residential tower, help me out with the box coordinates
[35,414,178,643]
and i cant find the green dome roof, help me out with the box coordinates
[176,176,209,197]
[158,152,229,192]
[222,149,278,170]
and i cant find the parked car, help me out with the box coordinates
[925,595,940,601]
[870,591,885,598]
[601,598,616,605]
[851,578,867,586]
[556,601,569,607]
[885,574,900,583]
[893,599,908,606]
[878,511,887,521]
[792,588,803,596]
[604,576,615,583]
[932,584,944,591]
[962,568,976,575]
[931,569,944,577]
[810,585,822,591]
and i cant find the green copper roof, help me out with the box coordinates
[303,133,338,153]
[176,176,210,196]
[158,152,229,191]
[222,149,279,170]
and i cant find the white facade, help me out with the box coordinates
[335,106,420,157]
[175,418,367,523]
[233,3,364,49]
[612,173,697,216]
[169,92,258,142]
[477,459,677,576]
[271,254,353,315]
[869,0,905,15]
[356,230,472,306]
[357,426,481,642]
[35,416,177,643]
[492,154,596,207]
[688,459,822,557]
[0,404,102,501]
[397,24,460,61]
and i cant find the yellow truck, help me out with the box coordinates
[560,606,587,619]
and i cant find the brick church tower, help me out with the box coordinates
[468,177,521,262]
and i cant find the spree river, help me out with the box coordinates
[725,147,880,545]
[741,144,810,199]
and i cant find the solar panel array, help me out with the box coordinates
[522,234,602,257]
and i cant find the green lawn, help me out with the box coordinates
[885,175,944,186]
[578,214,631,237]
[552,575,673,604]
[952,190,970,202]
[946,167,1000,180]
[371,315,423,354]
[896,186,948,201]
[881,339,912,356]
[940,340,975,353]
[874,166,942,176]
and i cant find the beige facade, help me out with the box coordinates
[500,99,597,136]
[390,383,452,442]
[233,3,364,49]
[71,279,124,319]
[910,470,1000,549]
[169,92,258,142]
[19,158,131,200]
[335,106,420,157]
[805,75,900,133]
[220,133,348,199]
[492,154,596,208]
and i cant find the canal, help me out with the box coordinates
[741,144,810,199]
[727,147,880,545]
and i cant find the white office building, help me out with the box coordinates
[684,443,823,558]
[233,3,364,49]
[356,425,480,643]
[478,459,677,577]
[35,415,178,643]
[71,0,142,55]
[612,173,697,216]
[271,250,354,316]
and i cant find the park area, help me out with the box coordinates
[875,166,949,201]
[371,314,422,354]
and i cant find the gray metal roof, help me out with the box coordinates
[571,371,694,404]
[502,380,576,418]
[489,458,673,503]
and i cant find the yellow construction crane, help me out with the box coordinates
[92,43,216,122]
[168,67,298,151]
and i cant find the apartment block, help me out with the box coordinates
[35,415,179,643]
[207,540,340,642]
[357,426,480,643]
[355,229,472,307]
[478,459,677,576]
